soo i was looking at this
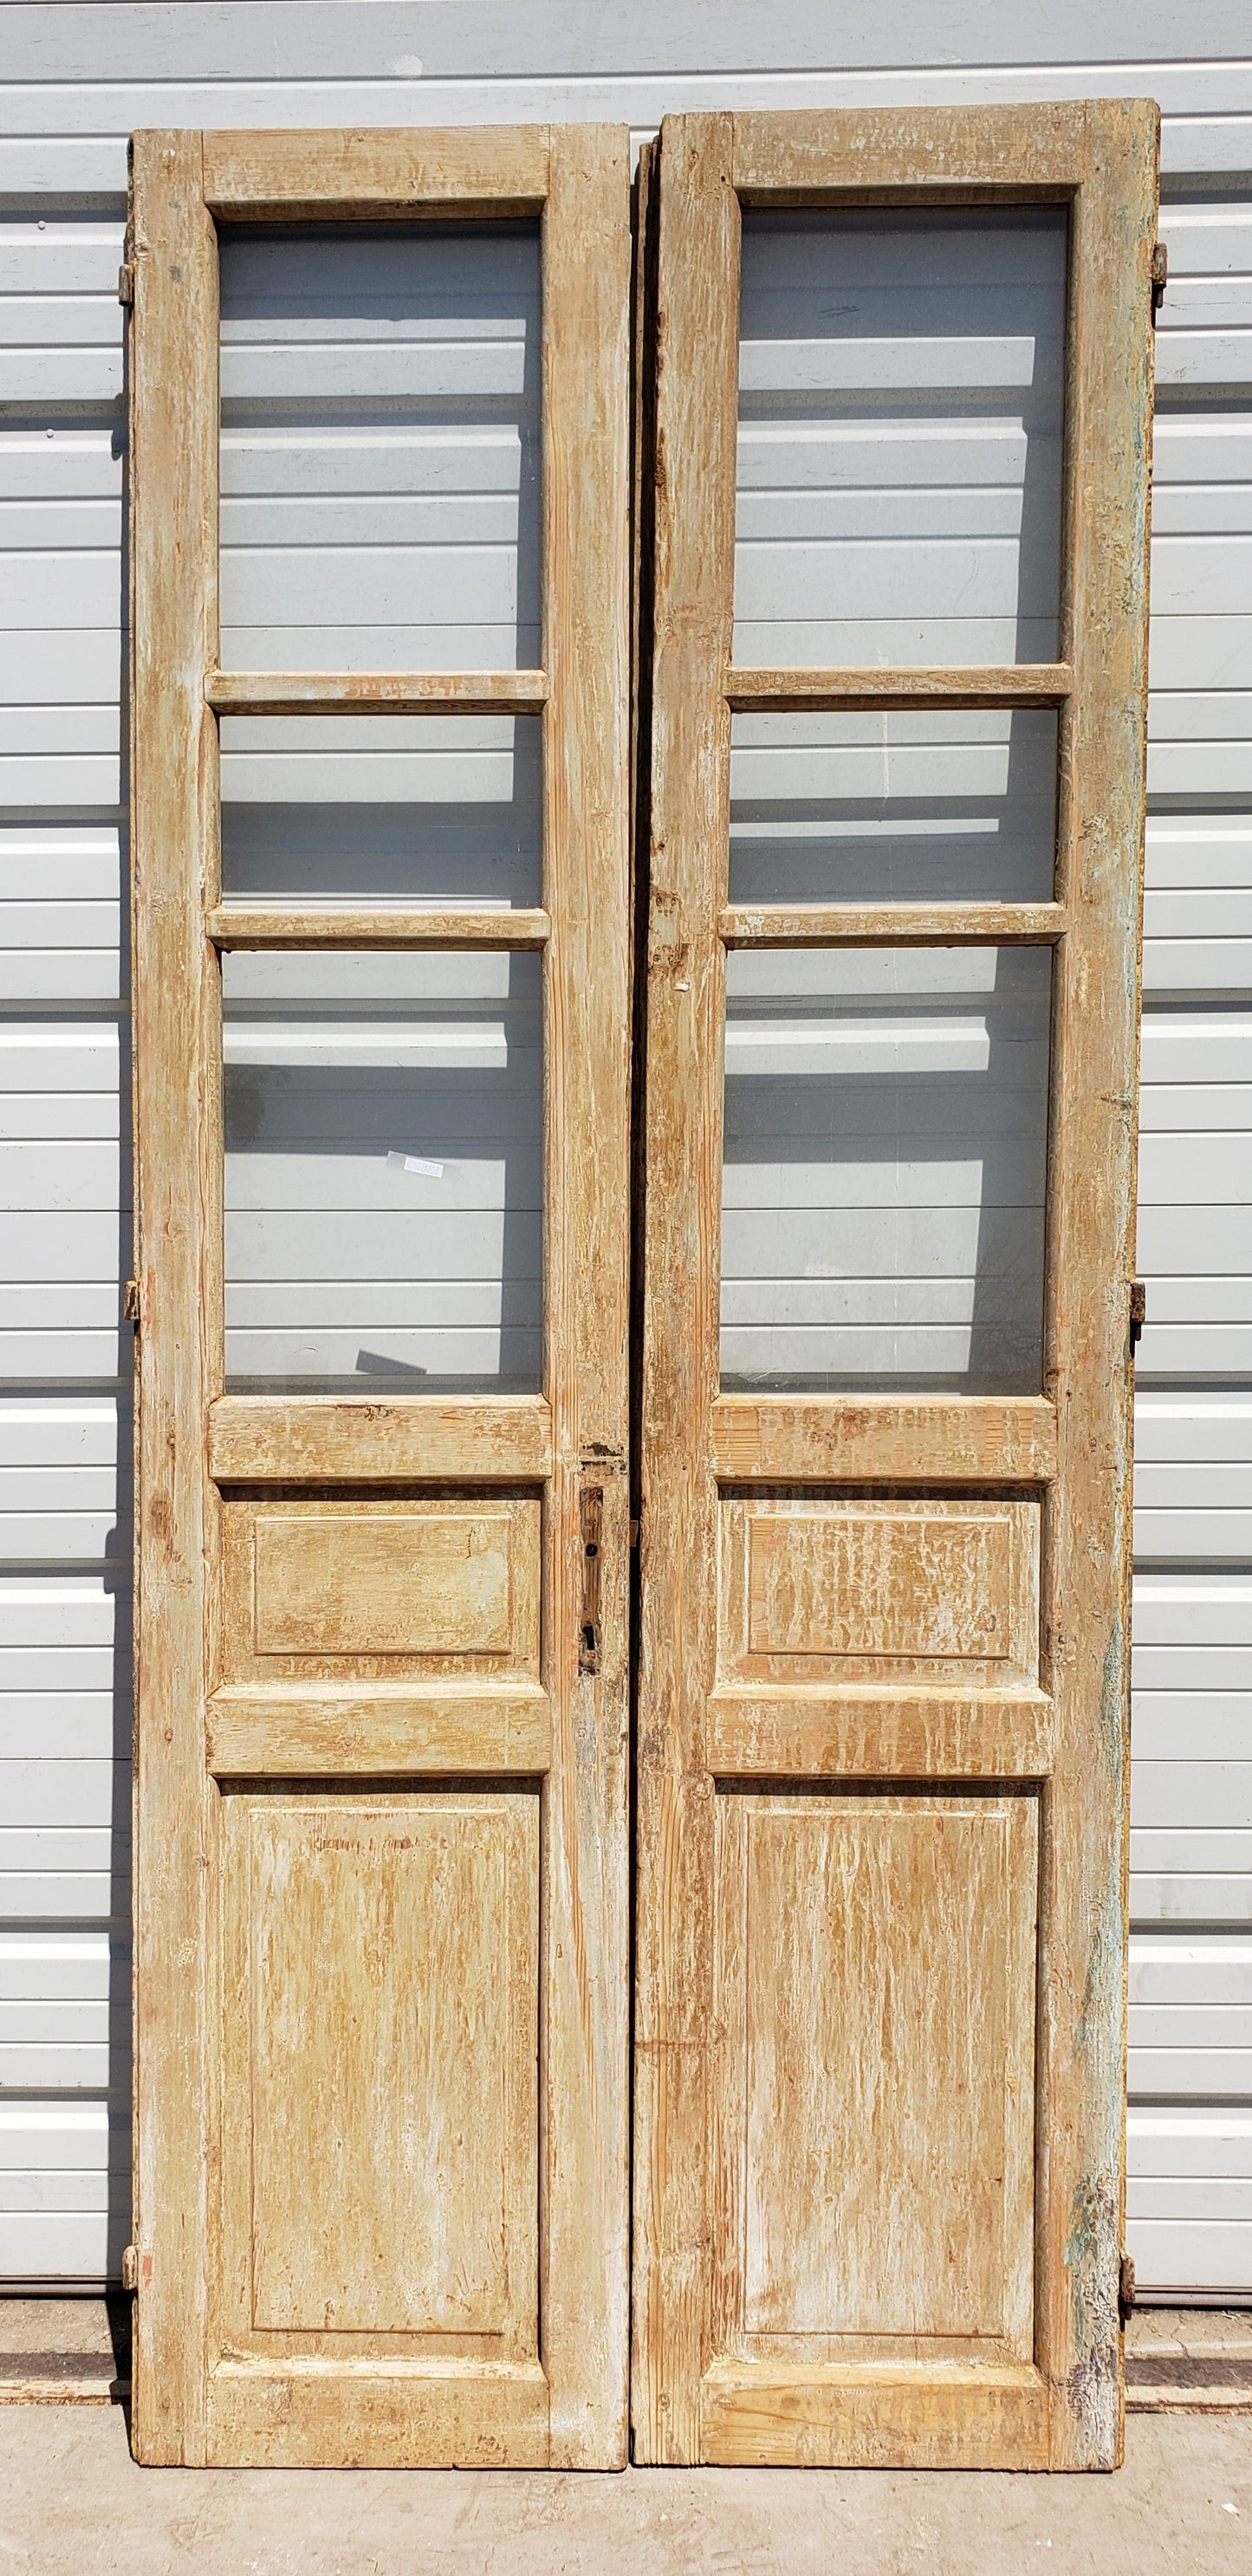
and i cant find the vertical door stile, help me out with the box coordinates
[633,113,739,2468]
[130,128,219,2462]
[1037,110,1158,2468]
[540,121,632,2469]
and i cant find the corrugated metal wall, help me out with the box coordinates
[1,1,1250,2292]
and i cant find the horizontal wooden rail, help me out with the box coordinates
[208,670,549,717]
[208,905,550,949]
[207,1683,552,1777]
[705,1687,1054,1780]
[208,1395,555,1485]
[711,1395,1058,1485]
[720,902,1066,947]
[725,663,1072,711]
[202,126,552,217]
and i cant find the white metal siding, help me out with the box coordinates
[2,0,1252,2291]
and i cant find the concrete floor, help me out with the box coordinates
[0,2303,1249,2573]
[0,2404,1248,2575]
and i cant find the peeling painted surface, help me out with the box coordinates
[1065,2173,1122,2461]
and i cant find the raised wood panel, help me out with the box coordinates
[217,1791,538,2346]
[719,1496,1039,1689]
[711,1795,1038,2355]
[252,1510,518,1658]
[219,1496,541,1686]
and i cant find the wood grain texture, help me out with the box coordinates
[726,665,1072,710]
[700,2363,1048,2470]
[1036,96,1158,2474]
[635,102,1154,2470]
[208,908,551,950]
[721,1497,1039,1686]
[205,1686,551,1777]
[208,672,549,715]
[704,1689,1053,1779]
[710,1395,1058,1484]
[720,904,1066,947]
[634,110,740,2466]
[730,100,1114,197]
[251,1512,519,1657]
[219,1793,539,2340]
[710,1796,1037,2351]
[207,1395,554,1483]
[128,127,219,2467]
[537,123,633,2469]
[201,126,551,217]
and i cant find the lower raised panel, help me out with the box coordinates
[712,1794,1038,2361]
[216,1789,539,2367]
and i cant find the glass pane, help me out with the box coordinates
[220,715,542,909]
[728,707,1057,903]
[219,224,540,670]
[735,210,1067,667]
[721,947,1050,1392]
[223,950,542,1391]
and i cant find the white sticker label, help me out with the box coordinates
[387,1150,444,1179]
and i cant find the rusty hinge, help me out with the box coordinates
[578,1484,603,1673]
[1130,1280,1146,1352]
[1151,241,1168,322]
[117,262,135,306]
[120,2243,138,2293]
[123,1278,141,1326]
[1119,2252,1137,2319]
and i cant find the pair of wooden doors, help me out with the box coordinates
[127,105,1157,2469]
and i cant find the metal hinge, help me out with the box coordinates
[117,262,135,306]
[1130,1280,1146,1353]
[124,1278,141,1326]
[120,2243,138,2293]
[1151,241,1168,322]
[1119,2252,1137,2319]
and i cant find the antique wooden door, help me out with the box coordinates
[634,106,1158,2469]
[128,126,632,2465]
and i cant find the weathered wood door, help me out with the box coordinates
[634,106,1158,2469]
[128,126,632,2466]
